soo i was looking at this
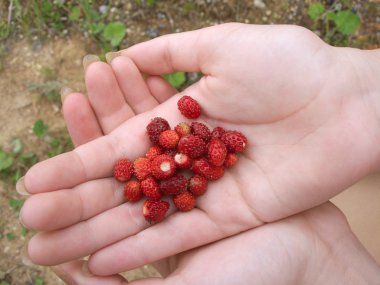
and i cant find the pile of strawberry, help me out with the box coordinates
[113,95,248,223]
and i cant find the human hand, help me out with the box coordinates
[20,23,380,275]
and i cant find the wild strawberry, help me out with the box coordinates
[159,174,188,195]
[146,117,170,144]
[151,154,177,180]
[124,181,142,202]
[178,135,207,158]
[143,200,170,223]
[189,174,208,196]
[133,157,151,181]
[159,130,180,149]
[208,137,227,166]
[192,158,225,181]
[146,146,163,160]
[177,95,201,119]
[224,153,238,168]
[221,131,248,152]
[174,122,191,137]
[173,192,195,212]
[174,152,192,169]
[164,149,177,157]
[191,122,211,142]
[141,177,161,200]
[114,159,133,182]
[211,126,225,139]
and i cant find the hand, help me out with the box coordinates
[20,23,380,276]
[52,62,380,284]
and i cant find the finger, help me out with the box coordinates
[120,24,243,75]
[20,177,124,231]
[146,76,178,103]
[52,260,128,285]
[110,56,159,113]
[62,92,103,147]
[85,60,135,133]
[23,103,184,193]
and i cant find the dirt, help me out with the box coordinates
[0,1,379,284]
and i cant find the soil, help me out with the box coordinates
[0,1,379,284]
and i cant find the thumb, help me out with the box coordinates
[52,260,128,285]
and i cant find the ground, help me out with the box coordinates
[0,0,379,284]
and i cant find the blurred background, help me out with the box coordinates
[0,0,379,284]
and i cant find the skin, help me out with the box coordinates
[19,24,380,280]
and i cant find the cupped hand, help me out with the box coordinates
[20,23,380,275]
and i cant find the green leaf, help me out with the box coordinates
[0,281,10,285]
[333,10,360,35]
[147,0,156,7]
[102,22,126,47]
[308,3,325,21]
[6,233,15,241]
[9,199,24,211]
[21,227,28,237]
[90,22,105,34]
[0,151,13,171]
[12,138,23,154]
[33,119,48,138]
[34,276,44,285]
[69,6,81,22]
[164,72,186,88]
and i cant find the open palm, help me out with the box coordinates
[20,23,380,276]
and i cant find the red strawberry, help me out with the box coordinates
[207,137,227,166]
[189,174,208,196]
[141,177,161,200]
[174,122,191,137]
[143,200,170,223]
[159,174,188,195]
[159,130,180,149]
[224,153,238,168]
[191,122,211,142]
[151,154,177,180]
[146,146,163,160]
[178,135,207,158]
[177,95,201,119]
[174,152,192,169]
[133,157,151,181]
[124,181,142,202]
[146,117,170,144]
[192,158,225,181]
[164,149,177,157]
[173,192,195,212]
[114,159,133,182]
[211,126,225,139]
[221,131,248,152]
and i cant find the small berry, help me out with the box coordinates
[174,122,191,137]
[159,130,180,149]
[224,153,238,168]
[151,154,177,180]
[189,175,208,196]
[174,152,192,169]
[164,149,177,157]
[143,200,170,223]
[221,131,248,152]
[177,95,201,119]
[173,192,195,212]
[159,174,188,196]
[124,181,142,202]
[146,146,163,160]
[141,177,161,200]
[191,122,211,142]
[211,127,225,139]
[114,159,133,182]
[133,157,151,181]
[146,117,170,144]
[192,158,225,181]
[178,135,207,158]
[208,137,227,167]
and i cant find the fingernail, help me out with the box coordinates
[82,261,94,277]
[21,244,34,266]
[105,51,120,64]
[16,176,29,196]
[82,54,100,70]
[51,266,69,283]
[19,212,26,227]
[60,87,73,103]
